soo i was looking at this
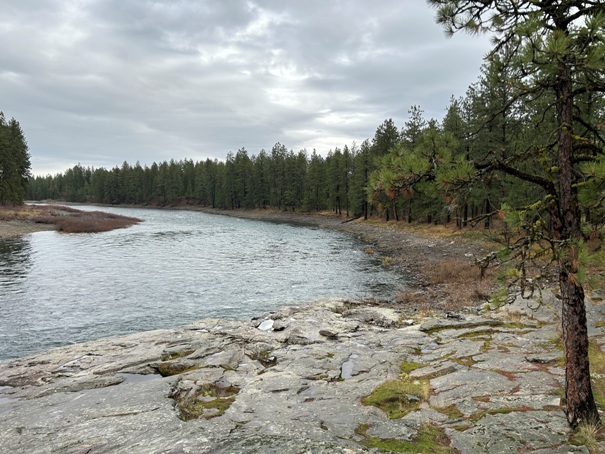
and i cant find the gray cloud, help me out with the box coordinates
[0,0,492,175]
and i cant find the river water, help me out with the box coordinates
[0,207,404,361]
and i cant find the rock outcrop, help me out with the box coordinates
[1,295,603,453]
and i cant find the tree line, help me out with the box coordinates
[26,50,605,233]
[28,142,365,217]
[26,66,576,227]
[0,112,31,205]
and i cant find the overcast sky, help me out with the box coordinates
[1,1,492,176]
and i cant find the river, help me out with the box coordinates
[0,207,404,361]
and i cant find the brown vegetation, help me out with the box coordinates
[0,204,141,236]
[396,256,496,313]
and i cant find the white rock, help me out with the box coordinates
[257,319,274,331]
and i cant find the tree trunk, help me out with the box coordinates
[483,198,491,229]
[561,275,599,427]
[556,57,600,428]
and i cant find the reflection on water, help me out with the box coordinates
[0,238,32,292]
[0,207,405,361]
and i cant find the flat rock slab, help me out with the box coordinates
[449,411,574,454]
[0,298,601,453]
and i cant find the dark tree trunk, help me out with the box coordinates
[556,57,600,428]
[561,275,599,427]
[463,202,468,227]
[483,198,491,229]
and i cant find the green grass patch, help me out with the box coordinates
[156,362,200,377]
[468,411,487,424]
[592,376,605,411]
[457,329,496,340]
[434,404,464,420]
[361,377,430,419]
[588,341,605,411]
[422,320,504,336]
[356,423,457,453]
[546,335,564,351]
[400,360,424,375]
[451,424,472,432]
[501,322,532,329]
[589,341,605,374]
[451,356,479,367]
[181,395,236,420]
[467,407,533,424]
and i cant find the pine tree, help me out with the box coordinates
[428,0,605,427]
[0,113,31,205]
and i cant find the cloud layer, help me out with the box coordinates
[1,1,491,175]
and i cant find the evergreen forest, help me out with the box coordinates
[0,112,31,206]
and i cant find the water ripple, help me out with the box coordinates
[0,207,405,360]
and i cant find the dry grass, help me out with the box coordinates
[364,216,503,243]
[570,423,604,454]
[396,257,496,313]
[0,204,141,234]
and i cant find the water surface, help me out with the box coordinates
[0,207,404,361]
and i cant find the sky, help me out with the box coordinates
[1,1,492,176]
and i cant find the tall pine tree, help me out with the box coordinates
[429,0,605,427]
[0,113,31,205]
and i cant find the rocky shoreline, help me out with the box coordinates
[1,293,604,453]
[1,207,602,452]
